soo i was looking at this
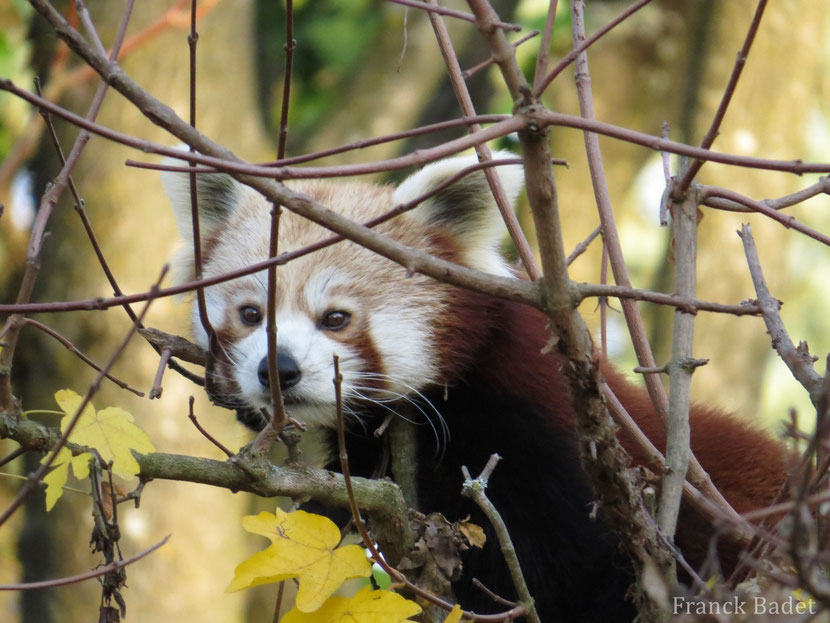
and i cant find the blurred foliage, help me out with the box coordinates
[0,2,33,159]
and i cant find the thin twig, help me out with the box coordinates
[471,578,519,608]
[277,0,295,159]
[425,0,540,280]
[464,30,539,80]
[675,0,768,193]
[702,185,830,248]
[738,224,823,404]
[0,446,28,469]
[532,0,558,92]
[272,581,286,623]
[23,318,144,397]
[149,348,172,399]
[701,176,830,213]
[0,536,169,591]
[187,396,233,458]
[565,224,602,266]
[387,0,520,31]
[461,458,541,623]
[264,204,287,437]
[258,115,508,166]
[534,0,654,97]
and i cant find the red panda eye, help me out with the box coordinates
[321,310,350,331]
[239,305,263,326]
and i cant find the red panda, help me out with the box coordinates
[163,152,786,622]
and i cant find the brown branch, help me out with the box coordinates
[464,29,539,80]
[257,115,509,167]
[187,395,233,458]
[658,192,697,541]
[0,536,169,591]
[187,0,215,344]
[277,0,295,159]
[22,318,144,397]
[700,176,830,213]
[675,0,768,192]
[139,328,206,367]
[534,0,655,97]
[149,348,172,399]
[425,0,540,280]
[738,224,824,404]
[576,283,759,316]
[566,224,601,266]
[567,1,742,531]
[702,185,830,248]
[263,203,287,439]
[531,0,558,92]
[387,0,520,32]
[461,457,541,623]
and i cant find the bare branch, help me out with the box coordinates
[387,0,520,32]
[462,457,541,623]
[0,536,169,591]
[703,185,830,248]
[700,176,830,213]
[676,0,769,192]
[567,0,741,530]
[22,318,144,397]
[425,0,540,279]
[534,0,655,97]
[658,192,697,541]
[738,224,824,404]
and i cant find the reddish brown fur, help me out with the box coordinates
[473,298,787,569]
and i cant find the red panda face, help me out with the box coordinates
[163,153,523,429]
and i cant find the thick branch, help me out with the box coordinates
[0,412,410,563]
[658,192,698,540]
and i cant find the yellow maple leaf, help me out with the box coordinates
[280,586,421,623]
[54,389,155,479]
[41,447,93,511]
[227,509,372,612]
[443,604,463,623]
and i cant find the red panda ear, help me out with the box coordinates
[392,151,524,275]
[162,162,243,244]
[161,151,244,284]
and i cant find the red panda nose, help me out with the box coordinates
[258,352,302,390]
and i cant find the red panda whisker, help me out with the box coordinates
[347,385,447,459]
[348,372,451,449]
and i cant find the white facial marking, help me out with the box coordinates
[369,307,435,393]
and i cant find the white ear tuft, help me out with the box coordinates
[393,150,524,275]
[161,147,245,285]
[161,148,243,244]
